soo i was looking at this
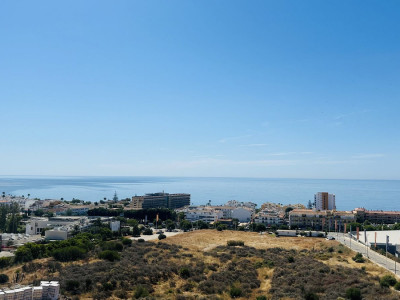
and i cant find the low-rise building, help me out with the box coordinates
[179,206,223,223]
[254,211,283,226]
[25,216,88,236]
[289,209,355,231]
[354,208,400,224]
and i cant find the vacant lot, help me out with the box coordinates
[3,230,399,300]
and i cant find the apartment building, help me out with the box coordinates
[289,209,354,230]
[183,207,224,223]
[314,192,336,211]
[131,193,190,210]
[354,208,400,224]
[253,211,283,226]
[0,281,59,300]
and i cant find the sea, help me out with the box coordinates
[0,176,399,211]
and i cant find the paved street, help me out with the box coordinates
[329,232,400,277]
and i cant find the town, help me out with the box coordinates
[1,191,400,299]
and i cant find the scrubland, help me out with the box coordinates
[4,230,400,299]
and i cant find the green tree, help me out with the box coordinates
[180,220,192,231]
[165,219,175,231]
[0,205,7,232]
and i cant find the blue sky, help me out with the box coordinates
[1,1,399,179]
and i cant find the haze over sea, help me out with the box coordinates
[0,176,399,212]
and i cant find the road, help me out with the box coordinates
[329,232,400,276]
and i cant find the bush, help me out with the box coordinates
[134,285,149,298]
[217,224,226,231]
[227,240,244,247]
[122,238,132,246]
[352,253,365,263]
[288,256,295,263]
[158,234,166,240]
[137,238,145,243]
[102,241,123,252]
[0,257,11,269]
[229,285,242,298]
[66,280,80,291]
[143,228,153,235]
[256,296,267,300]
[394,281,400,290]
[0,274,9,284]
[380,274,397,287]
[179,267,190,279]
[304,292,319,300]
[345,287,361,300]
[98,250,120,262]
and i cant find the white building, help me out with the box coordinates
[314,192,336,211]
[231,207,253,223]
[254,212,283,226]
[180,207,224,223]
[40,281,60,300]
[225,200,257,210]
[0,281,58,300]
[25,217,87,235]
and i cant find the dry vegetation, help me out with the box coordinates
[1,230,399,299]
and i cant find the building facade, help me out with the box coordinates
[354,208,400,224]
[289,209,354,230]
[314,192,336,211]
[131,193,190,210]
[0,281,59,300]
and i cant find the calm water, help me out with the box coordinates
[0,176,399,211]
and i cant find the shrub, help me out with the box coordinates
[122,238,132,246]
[143,228,153,235]
[0,274,9,284]
[304,292,319,300]
[158,234,166,240]
[256,296,267,300]
[102,282,114,291]
[380,275,397,287]
[98,250,120,262]
[352,253,365,263]
[229,284,242,298]
[287,256,295,263]
[66,280,80,291]
[345,287,361,300]
[179,267,190,279]
[217,224,227,231]
[394,281,400,290]
[102,241,123,252]
[134,285,149,298]
[227,240,244,246]
[0,257,11,269]
[137,238,145,243]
